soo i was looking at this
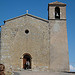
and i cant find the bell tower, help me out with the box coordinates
[48,1,69,72]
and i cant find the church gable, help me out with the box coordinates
[4,14,49,24]
[2,14,49,39]
[2,13,49,45]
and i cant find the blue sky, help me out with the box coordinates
[0,0,75,71]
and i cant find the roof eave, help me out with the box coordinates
[4,14,49,23]
[48,4,66,6]
[48,1,66,6]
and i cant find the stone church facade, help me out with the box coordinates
[0,1,69,72]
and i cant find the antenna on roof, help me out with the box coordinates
[26,10,28,14]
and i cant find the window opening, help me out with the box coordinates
[55,7,60,19]
[25,30,29,34]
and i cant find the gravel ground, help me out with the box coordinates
[13,71,75,75]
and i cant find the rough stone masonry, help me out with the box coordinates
[0,1,69,72]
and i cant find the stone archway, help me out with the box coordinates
[23,53,32,69]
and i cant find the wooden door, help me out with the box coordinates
[23,58,26,69]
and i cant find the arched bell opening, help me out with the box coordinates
[55,7,60,19]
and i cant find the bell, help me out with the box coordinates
[56,13,59,16]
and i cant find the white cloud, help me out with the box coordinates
[70,65,75,71]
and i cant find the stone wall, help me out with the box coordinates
[1,15,50,71]
[49,20,69,72]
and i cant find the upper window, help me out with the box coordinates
[55,7,60,19]
[25,29,29,34]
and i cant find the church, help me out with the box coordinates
[0,1,69,72]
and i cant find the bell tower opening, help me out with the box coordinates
[23,53,32,70]
[55,7,60,19]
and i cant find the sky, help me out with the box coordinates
[0,0,75,72]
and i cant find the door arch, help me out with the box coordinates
[23,53,32,69]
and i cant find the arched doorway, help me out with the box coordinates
[23,53,32,69]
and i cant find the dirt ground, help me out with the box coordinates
[13,71,75,75]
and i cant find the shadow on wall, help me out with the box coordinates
[65,72,75,74]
